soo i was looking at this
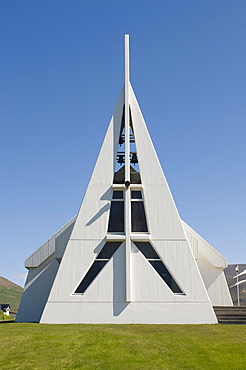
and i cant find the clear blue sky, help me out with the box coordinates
[1,1,245,286]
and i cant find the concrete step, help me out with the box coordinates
[213,306,246,324]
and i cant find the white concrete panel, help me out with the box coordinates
[182,221,227,268]
[182,222,199,260]
[41,238,217,323]
[16,255,59,322]
[71,88,124,241]
[41,242,126,322]
[41,301,217,324]
[197,254,233,306]
[129,84,185,240]
[152,240,210,301]
[71,241,126,302]
[207,271,233,306]
[46,239,103,301]
[41,88,127,321]
[25,216,76,268]
[25,237,55,268]
[131,244,179,301]
[55,219,76,261]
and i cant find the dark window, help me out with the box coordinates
[130,167,141,184]
[134,242,183,294]
[75,242,122,294]
[97,242,122,259]
[113,191,123,199]
[75,261,107,294]
[131,190,142,199]
[134,242,159,259]
[108,201,124,232]
[149,261,182,293]
[131,202,148,232]
[113,166,125,184]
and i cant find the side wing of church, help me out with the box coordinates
[17,35,232,324]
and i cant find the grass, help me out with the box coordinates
[0,310,14,321]
[0,323,245,369]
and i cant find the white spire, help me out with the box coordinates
[124,34,130,183]
[124,34,131,301]
[124,34,130,85]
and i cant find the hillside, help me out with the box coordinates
[0,276,23,313]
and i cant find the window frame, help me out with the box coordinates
[130,189,148,233]
[107,190,125,234]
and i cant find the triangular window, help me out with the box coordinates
[134,242,184,294]
[74,242,122,294]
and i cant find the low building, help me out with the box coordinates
[224,264,246,306]
[1,304,10,316]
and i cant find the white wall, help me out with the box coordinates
[16,255,60,322]
[197,255,233,306]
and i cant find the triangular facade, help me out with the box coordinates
[17,36,233,324]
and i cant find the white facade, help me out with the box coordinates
[17,35,232,324]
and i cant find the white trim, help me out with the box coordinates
[124,34,131,302]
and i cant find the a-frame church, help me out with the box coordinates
[17,35,232,324]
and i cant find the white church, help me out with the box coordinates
[17,35,232,324]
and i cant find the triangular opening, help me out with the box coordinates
[74,242,122,294]
[134,242,184,294]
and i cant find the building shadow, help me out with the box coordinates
[113,242,129,316]
[85,203,110,226]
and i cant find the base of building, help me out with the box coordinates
[38,301,217,324]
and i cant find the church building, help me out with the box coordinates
[17,35,232,324]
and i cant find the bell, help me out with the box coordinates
[117,155,125,165]
[119,137,124,146]
[131,153,138,165]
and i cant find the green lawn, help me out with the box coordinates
[0,310,14,321]
[1,323,245,369]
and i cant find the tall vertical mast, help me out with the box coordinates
[124,34,131,302]
[124,34,130,183]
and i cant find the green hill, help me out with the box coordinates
[0,276,23,313]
